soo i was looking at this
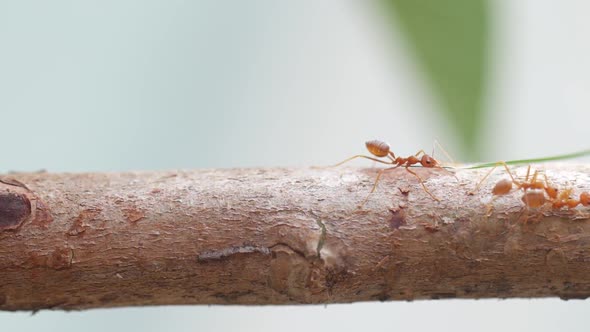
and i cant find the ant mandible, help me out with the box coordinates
[334,140,454,204]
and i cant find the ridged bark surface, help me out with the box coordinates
[1,165,590,310]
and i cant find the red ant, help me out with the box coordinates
[334,140,455,204]
[518,185,590,223]
[472,163,556,197]
[474,164,557,220]
[482,164,590,209]
[479,164,558,200]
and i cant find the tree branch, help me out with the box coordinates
[1,166,590,310]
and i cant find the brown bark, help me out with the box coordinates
[1,165,590,311]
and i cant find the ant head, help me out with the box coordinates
[545,186,558,199]
[365,140,390,158]
[420,155,438,168]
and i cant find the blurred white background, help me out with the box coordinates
[1,0,590,331]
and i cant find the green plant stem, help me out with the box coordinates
[465,149,590,169]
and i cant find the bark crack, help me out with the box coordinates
[197,245,271,261]
[316,218,327,259]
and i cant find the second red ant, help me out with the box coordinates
[474,163,590,220]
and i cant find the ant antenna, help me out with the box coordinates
[471,161,518,194]
[432,139,456,164]
[358,165,401,206]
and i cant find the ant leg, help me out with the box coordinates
[528,168,553,197]
[387,153,396,163]
[530,169,541,186]
[500,163,519,185]
[332,155,393,167]
[414,149,427,157]
[358,165,401,206]
[471,161,518,194]
[405,166,440,201]
[521,205,531,224]
[435,165,459,180]
[486,194,501,217]
[543,173,550,187]
[521,166,541,190]
[523,165,531,183]
[470,165,498,194]
[520,167,536,188]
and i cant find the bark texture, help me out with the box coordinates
[1,165,590,310]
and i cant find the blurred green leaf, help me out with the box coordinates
[382,0,489,160]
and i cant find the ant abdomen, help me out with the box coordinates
[365,140,390,158]
[492,178,513,195]
[522,190,546,208]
